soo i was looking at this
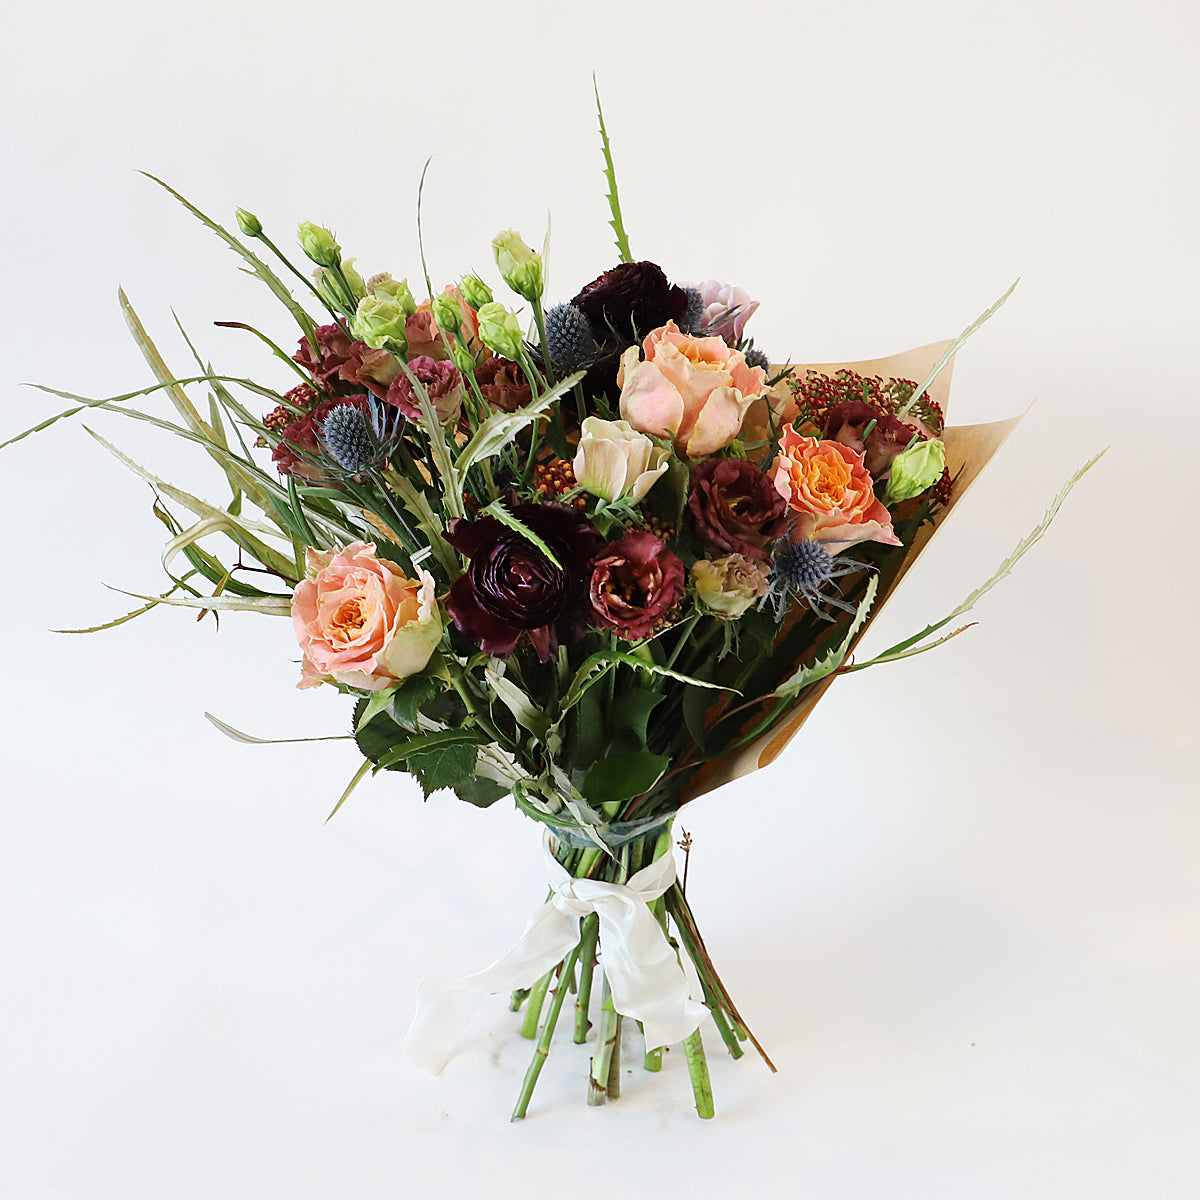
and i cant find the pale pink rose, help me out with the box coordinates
[292,541,442,691]
[771,425,901,552]
[687,279,760,343]
[572,416,669,503]
[617,321,767,458]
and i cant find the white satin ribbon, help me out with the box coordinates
[404,835,708,1075]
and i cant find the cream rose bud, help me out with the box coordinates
[292,542,443,691]
[573,417,670,503]
[885,437,947,503]
[691,555,770,620]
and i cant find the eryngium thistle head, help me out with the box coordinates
[744,346,770,372]
[765,537,870,621]
[680,286,705,334]
[543,303,597,374]
[319,399,402,476]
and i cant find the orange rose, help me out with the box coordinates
[771,425,901,552]
[617,321,766,458]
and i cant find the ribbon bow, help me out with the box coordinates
[404,836,707,1075]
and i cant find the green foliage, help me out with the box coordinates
[580,750,670,806]
[594,78,632,264]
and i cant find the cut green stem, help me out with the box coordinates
[574,914,599,1043]
[511,948,579,1121]
[520,969,553,1040]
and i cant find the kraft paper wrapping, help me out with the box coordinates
[688,340,1024,799]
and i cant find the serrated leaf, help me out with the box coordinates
[373,727,487,772]
[391,673,441,730]
[408,744,479,798]
[612,687,664,749]
[594,78,632,264]
[773,575,879,698]
[557,648,733,721]
[479,499,562,570]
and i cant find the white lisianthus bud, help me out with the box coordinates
[572,416,670,504]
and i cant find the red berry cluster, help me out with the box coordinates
[533,458,586,510]
[257,383,320,447]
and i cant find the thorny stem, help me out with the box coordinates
[520,969,553,1040]
[588,976,620,1106]
[574,914,599,1043]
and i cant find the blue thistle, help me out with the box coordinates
[319,399,403,476]
[764,536,872,621]
[543,302,597,374]
[679,286,705,333]
[744,346,770,372]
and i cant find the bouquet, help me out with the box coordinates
[4,94,1098,1121]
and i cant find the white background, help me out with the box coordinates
[2,2,1197,1197]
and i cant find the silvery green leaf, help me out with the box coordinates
[773,575,879,698]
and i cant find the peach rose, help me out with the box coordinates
[617,321,766,458]
[771,425,901,552]
[292,541,442,691]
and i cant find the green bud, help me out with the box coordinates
[236,208,263,238]
[351,294,409,353]
[451,341,477,375]
[476,302,525,361]
[297,221,342,269]
[314,269,345,313]
[885,437,947,503]
[491,229,543,302]
[368,273,417,317]
[459,274,493,310]
[341,257,367,304]
[431,291,464,336]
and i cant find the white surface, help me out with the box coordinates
[2,2,1197,1197]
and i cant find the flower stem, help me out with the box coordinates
[588,976,620,1106]
[520,968,553,1040]
[574,914,599,1043]
[511,948,579,1121]
[683,1027,715,1119]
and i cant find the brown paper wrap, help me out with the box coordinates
[687,340,1023,799]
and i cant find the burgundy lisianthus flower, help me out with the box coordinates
[386,355,463,424]
[475,356,532,413]
[272,395,370,482]
[294,324,400,398]
[445,500,604,662]
[571,261,689,344]
[687,458,787,562]
[589,531,686,641]
[822,401,926,479]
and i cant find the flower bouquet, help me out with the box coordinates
[4,94,1098,1121]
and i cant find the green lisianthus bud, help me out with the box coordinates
[459,274,493,310]
[451,342,477,374]
[341,257,367,304]
[491,229,543,302]
[314,269,344,313]
[236,208,263,238]
[431,291,464,336]
[297,221,341,269]
[351,294,409,353]
[476,302,525,361]
[885,437,947,503]
[368,273,417,316]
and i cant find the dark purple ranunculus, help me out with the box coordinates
[445,500,604,662]
[687,458,787,562]
[589,531,686,641]
[822,401,923,479]
[571,261,689,343]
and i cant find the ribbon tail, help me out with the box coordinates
[402,901,580,1075]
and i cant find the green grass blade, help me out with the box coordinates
[594,77,632,264]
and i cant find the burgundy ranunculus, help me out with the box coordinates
[687,458,787,562]
[589,531,686,641]
[571,261,689,344]
[445,500,604,662]
[822,401,925,479]
[294,324,400,399]
[272,395,370,482]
